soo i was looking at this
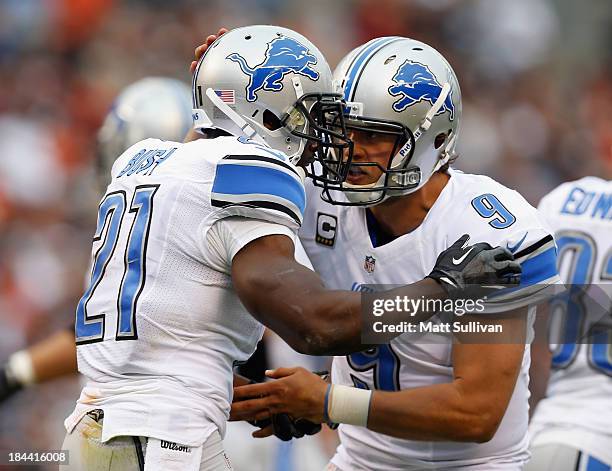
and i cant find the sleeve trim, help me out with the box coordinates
[222,154,301,178]
[514,234,554,260]
[211,198,301,226]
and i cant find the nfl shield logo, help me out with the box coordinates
[364,255,376,274]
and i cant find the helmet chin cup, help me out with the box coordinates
[391,168,421,187]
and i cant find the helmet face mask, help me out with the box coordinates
[309,37,461,207]
[308,114,417,206]
[192,26,351,166]
[284,92,353,168]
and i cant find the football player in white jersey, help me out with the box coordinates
[0,76,193,403]
[527,177,612,471]
[60,27,519,471]
[229,37,560,470]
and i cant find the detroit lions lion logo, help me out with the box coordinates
[387,60,455,120]
[226,36,319,102]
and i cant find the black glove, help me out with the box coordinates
[0,364,23,403]
[248,413,321,441]
[428,234,521,298]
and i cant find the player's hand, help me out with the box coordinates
[428,234,522,298]
[190,27,229,74]
[0,364,22,403]
[232,368,325,440]
[237,373,323,440]
[231,367,328,425]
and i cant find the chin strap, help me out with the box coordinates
[291,77,304,100]
[203,88,267,146]
[394,82,452,161]
[434,130,458,172]
[421,82,451,131]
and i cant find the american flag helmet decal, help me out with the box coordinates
[214,89,235,104]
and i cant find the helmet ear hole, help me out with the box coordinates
[434,132,447,149]
[263,109,282,131]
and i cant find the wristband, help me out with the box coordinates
[323,384,332,423]
[7,350,36,386]
[327,384,372,427]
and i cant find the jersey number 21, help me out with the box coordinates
[75,185,158,345]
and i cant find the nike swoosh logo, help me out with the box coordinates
[440,276,458,287]
[507,232,528,253]
[452,247,474,265]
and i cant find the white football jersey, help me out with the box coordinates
[530,177,612,462]
[65,135,306,447]
[299,169,559,470]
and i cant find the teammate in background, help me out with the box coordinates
[61,26,518,471]
[225,37,560,470]
[95,77,194,189]
[0,77,193,404]
[527,177,612,471]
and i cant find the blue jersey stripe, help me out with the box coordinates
[519,247,558,287]
[487,246,559,302]
[343,37,400,103]
[212,163,305,214]
[586,455,611,471]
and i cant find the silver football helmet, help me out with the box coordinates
[310,37,462,206]
[191,25,350,165]
[97,77,192,186]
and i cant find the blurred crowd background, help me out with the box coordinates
[0,0,610,469]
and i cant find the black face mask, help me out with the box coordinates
[281,92,354,170]
[307,113,419,207]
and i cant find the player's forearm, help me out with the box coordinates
[233,235,446,355]
[300,289,363,355]
[248,284,362,356]
[258,279,445,356]
[1,327,77,397]
[28,328,78,382]
[303,278,445,355]
[368,382,502,442]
